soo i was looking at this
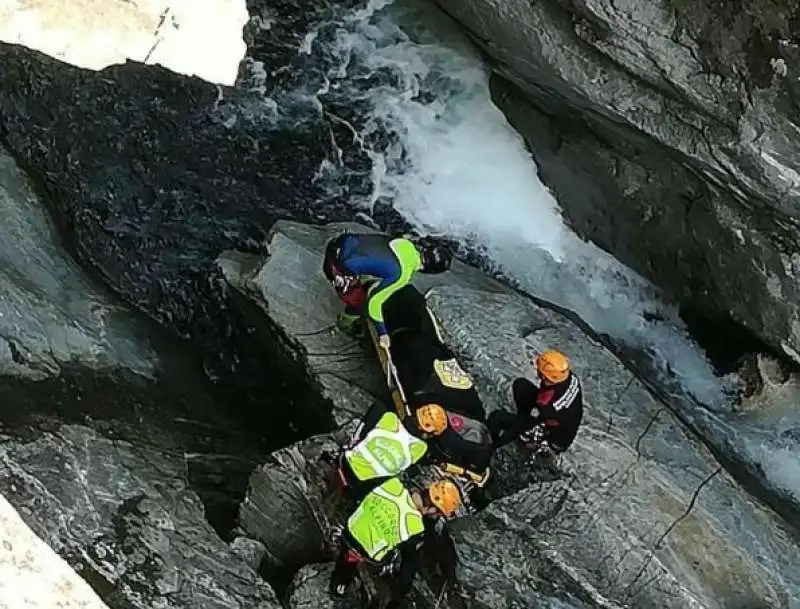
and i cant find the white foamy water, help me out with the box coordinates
[315,0,728,407]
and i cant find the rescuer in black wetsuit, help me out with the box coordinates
[488,350,584,457]
[322,232,452,346]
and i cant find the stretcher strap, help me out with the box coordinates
[438,462,491,488]
[367,322,410,418]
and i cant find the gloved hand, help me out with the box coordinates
[379,333,391,350]
[337,310,363,337]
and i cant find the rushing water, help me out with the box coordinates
[3,0,796,516]
[246,0,730,405]
[235,0,800,504]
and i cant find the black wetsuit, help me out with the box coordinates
[334,401,398,503]
[488,374,584,454]
[330,514,457,608]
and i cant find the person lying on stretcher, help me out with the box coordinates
[379,285,494,477]
[323,263,494,490]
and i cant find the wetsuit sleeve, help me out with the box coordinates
[488,378,540,449]
[338,258,398,336]
[535,402,560,423]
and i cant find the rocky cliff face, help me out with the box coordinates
[0,146,284,607]
[221,220,800,609]
[2,0,799,607]
[428,0,800,366]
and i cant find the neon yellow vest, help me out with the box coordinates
[346,477,425,562]
[344,412,428,481]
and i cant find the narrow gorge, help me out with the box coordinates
[0,0,798,608]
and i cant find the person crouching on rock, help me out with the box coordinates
[328,477,461,609]
[320,400,447,503]
[322,231,453,347]
[488,350,584,459]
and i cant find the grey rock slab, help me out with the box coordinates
[236,423,357,577]
[228,220,800,609]
[426,283,800,608]
[489,43,800,525]
[0,424,280,609]
[0,146,157,382]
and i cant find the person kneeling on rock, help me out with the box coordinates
[488,349,584,459]
[322,231,453,346]
[328,476,461,609]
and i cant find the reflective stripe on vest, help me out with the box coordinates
[345,412,428,481]
[347,478,425,562]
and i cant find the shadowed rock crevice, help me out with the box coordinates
[678,304,799,376]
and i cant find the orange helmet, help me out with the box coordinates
[536,350,570,384]
[428,479,461,517]
[416,404,448,435]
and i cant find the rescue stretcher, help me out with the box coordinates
[363,289,492,493]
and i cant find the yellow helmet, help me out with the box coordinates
[428,479,461,517]
[536,350,570,384]
[415,404,448,435]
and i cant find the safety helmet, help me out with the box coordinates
[415,404,448,435]
[428,479,461,517]
[536,350,570,384]
[415,237,453,274]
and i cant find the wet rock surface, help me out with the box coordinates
[0,41,330,372]
[0,0,394,377]
[418,0,800,527]
[429,0,800,368]
[224,220,800,609]
[490,78,800,528]
[0,148,281,608]
[0,425,280,609]
[2,0,799,606]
